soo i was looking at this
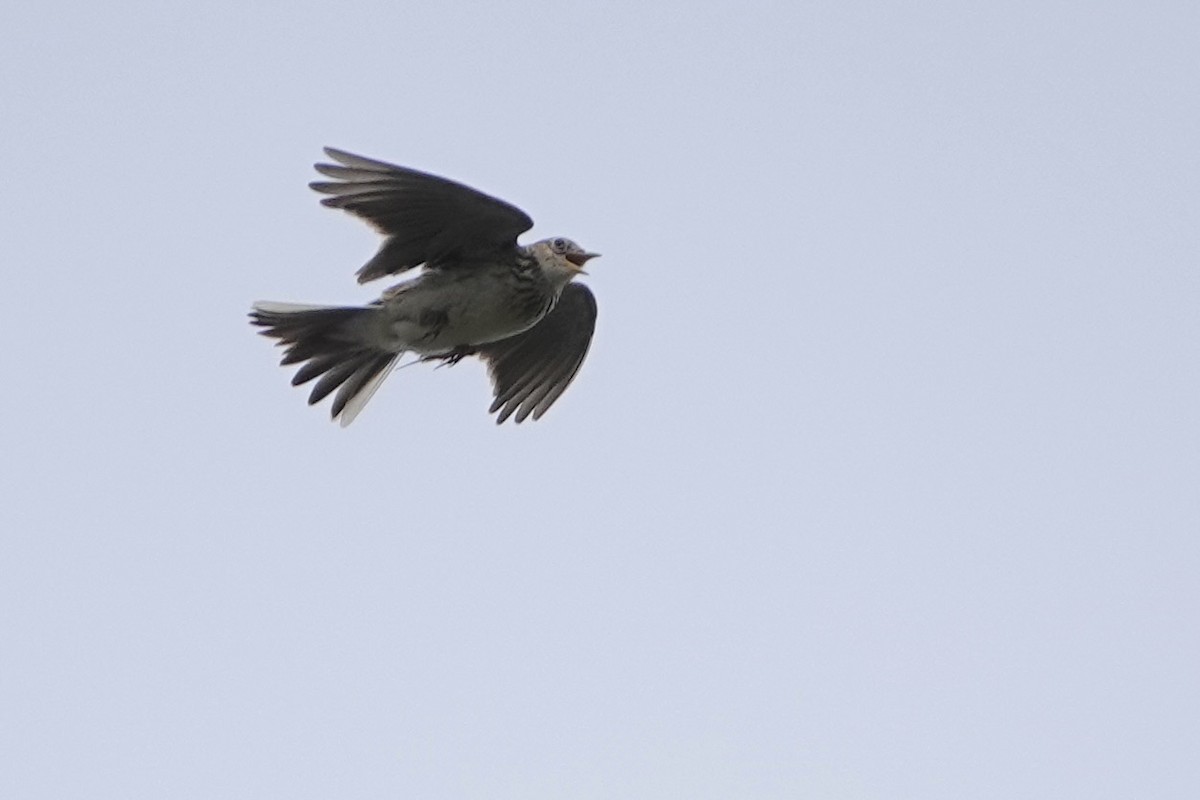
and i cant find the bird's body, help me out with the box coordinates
[372,247,562,356]
[250,148,599,425]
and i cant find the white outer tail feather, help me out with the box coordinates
[338,354,401,427]
[252,301,338,314]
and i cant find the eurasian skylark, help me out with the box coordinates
[250,148,599,425]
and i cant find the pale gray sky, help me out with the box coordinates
[2,2,1198,798]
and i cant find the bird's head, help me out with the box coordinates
[531,237,600,284]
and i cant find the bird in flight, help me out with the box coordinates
[250,148,600,426]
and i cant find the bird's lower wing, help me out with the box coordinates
[474,283,598,423]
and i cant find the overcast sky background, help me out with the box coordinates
[2,2,1197,798]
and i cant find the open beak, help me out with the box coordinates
[566,252,600,268]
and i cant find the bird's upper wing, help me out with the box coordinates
[476,283,598,423]
[310,148,535,283]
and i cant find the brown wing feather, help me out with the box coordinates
[310,148,535,283]
[475,283,598,423]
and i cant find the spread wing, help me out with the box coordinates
[476,283,597,424]
[310,148,535,283]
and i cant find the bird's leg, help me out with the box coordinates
[423,345,476,368]
[443,346,475,365]
[417,307,450,343]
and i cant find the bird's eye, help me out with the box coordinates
[553,238,566,251]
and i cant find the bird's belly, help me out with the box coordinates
[390,276,548,355]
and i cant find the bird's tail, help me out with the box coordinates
[249,301,400,426]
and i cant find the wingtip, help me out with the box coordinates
[317,146,398,172]
[316,147,358,173]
